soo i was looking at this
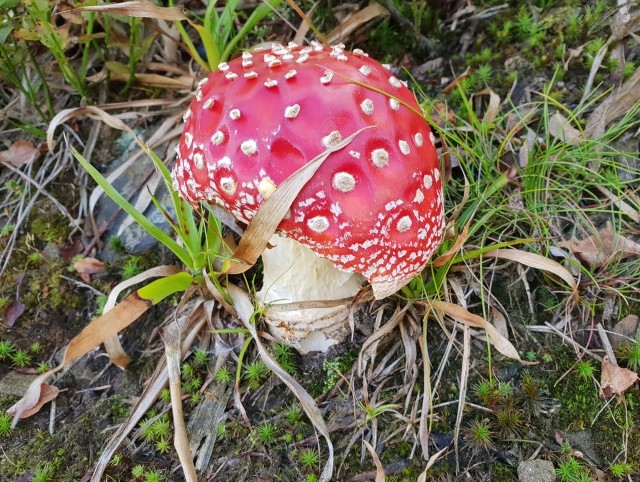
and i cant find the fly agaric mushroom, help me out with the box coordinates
[172,42,445,353]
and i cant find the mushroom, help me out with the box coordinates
[172,42,445,353]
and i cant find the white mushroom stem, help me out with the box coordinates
[257,235,364,354]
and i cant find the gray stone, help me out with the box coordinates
[0,371,38,397]
[517,459,556,482]
[566,429,603,465]
[94,129,175,259]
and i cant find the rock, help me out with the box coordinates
[566,429,603,466]
[0,371,38,397]
[610,314,640,349]
[94,129,175,260]
[517,459,556,482]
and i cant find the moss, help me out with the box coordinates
[29,213,70,244]
[0,396,142,480]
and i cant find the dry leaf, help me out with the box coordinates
[76,0,188,21]
[558,222,640,269]
[325,3,390,45]
[548,111,583,145]
[223,127,371,275]
[58,1,84,24]
[599,356,638,399]
[363,440,385,482]
[425,300,523,362]
[3,300,25,328]
[162,322,198,482]
[432,222,470,267]
[586,68,640,139]
[7,383,59,419]
[490,306,509,339]
[476,88,500,124]
[0,140,40,168]
[417,446,449,481]
[484,248,578,300]
[73,257,105,283]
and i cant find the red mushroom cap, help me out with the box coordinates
[172,43,445,298]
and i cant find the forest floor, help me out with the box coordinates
[0,1,639,481]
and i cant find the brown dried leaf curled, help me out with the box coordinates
[73,257,105,283]
[3,300,25,327]
[599,357,638,399]
[7,382,59,419]
[0,140,40,168]
[558,222,640,269]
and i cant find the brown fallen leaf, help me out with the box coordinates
[586,68,640,139]
[325,3,390,45]
[6,382,59,419]
[476,88,500,124]
[73,257,105,283]
[0,140,40,168]
[599,356,638,399]
[548,111,583,145]
[3,299,25,328]
[558,222,640,269]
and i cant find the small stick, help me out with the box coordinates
[596,323,617,365]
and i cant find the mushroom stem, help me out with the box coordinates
[257,235,364,354]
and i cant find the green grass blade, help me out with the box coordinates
[217,0,241,50]
[221,0,283,62]
[140,147,201,258]
[70,146,193,268]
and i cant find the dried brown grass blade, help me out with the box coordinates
[226,283,335,482]
[224,126,372,274]
[416,446,449,481]
[75,0,188,20]
[425,300,523,362]
[363,440,386,482]
[67,266,181,367]
[286,0,327,45]
[586,67,640,138]
[432,221,470,267]
[48,106,139,153]
[596,186,640,224]
[417,324,431,460]
[453,325,470,471]
[291,2,317,45]
[91,301,206,482]
[325,3,390,45]
[484,248,578,301]
[87,71,195,89]
[162,322,198,482]
[101,266,180,367]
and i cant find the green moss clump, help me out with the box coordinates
[29,213,70,244]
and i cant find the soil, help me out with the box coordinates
[0,1,639,481]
